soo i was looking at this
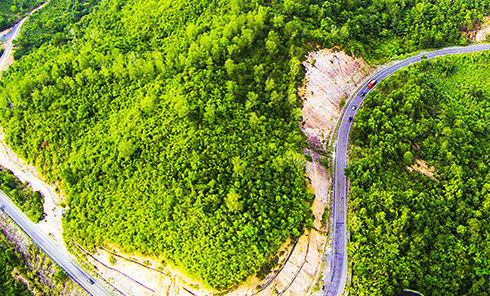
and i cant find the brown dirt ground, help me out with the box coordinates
[408,159,437,181]
[476,17,490,42]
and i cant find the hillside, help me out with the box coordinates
[348,51,490,295]
[0,0,490,291]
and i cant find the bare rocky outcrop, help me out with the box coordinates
[476,16,490,42]
[408,159,437,180]
[301,48,372,149]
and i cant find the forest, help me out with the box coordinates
[310,0,490,62]
[13,0,100,59]
[348,51,490,295]
[0,0,42,32]
[0,0,489,290]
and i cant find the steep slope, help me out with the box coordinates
[1,0,490,291]
[349,51,490,295]
[0,0,315,289]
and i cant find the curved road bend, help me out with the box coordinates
[1,11,489,296]
[324,44,490,296]
[0,1,49,69]
[0,3,112,296]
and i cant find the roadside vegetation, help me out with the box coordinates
[0,212,87,295]
[0,0,489,291]
[13,0,100,59]
[0,0,43,32]
[0,166,43,222]
[313,0,490,63]
[0,233,32,295]
[348,51,490,295]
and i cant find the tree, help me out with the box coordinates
[404,151,413,165]
[225,190,242,213]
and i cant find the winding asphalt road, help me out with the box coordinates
[324,43,490,296]
[0,2,49,69]
[1,9,490,296]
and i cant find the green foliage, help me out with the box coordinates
[403,151,413,165]
[340,96,346,108]
[0,234,32,296]
[13,0,100,59]
[309,0,490,62]
[2,0,490,291]
[0,166,43,222]
[108,255,116,265]
[0,0,43,32]
[348,51,490,295]
[225,190,243,213]
[1,0,315,289]
[256,255,279,280]
[54,268,67,283]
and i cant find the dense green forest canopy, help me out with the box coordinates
[348,51,490,295]
[313,0,490,61]
[0,0,42,32]
[0,0,490,290]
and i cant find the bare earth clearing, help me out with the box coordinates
[408,159,437,181]
[476,17,490,42]
[300,48,372,149]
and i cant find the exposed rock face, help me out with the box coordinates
[476,16,490,42]
[408,159,437,180]
[301,49,371,149]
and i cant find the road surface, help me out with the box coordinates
[324,43,490,296]
[0,191,112,295]
[0,1,49,70]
